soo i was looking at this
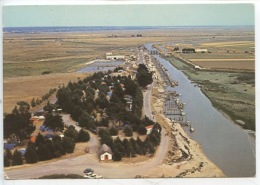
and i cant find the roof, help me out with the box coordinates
[98,144,112,156]
[145,125,154,130]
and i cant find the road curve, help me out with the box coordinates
[5,51,170,179]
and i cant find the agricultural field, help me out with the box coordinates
[173,40,255,71]
[3,31,173,77]
[3,30,171,113]
[3,73,88,113]
[167,56,255,130]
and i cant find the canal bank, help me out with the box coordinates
[145,43,255,177]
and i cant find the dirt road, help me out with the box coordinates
[5,80,170,179]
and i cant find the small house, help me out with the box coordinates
[98,144,113,161]
[145,125,154,135]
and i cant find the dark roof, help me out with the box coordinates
[98,144,112,156]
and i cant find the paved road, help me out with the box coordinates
[5,51,170,179]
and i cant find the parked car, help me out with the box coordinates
[84,173,103,179]
[83,168,94,174]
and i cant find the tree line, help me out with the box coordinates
[4,126,90,167]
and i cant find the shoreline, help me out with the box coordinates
[146,59,225,177]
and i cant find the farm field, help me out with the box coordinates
[167,56,255,130]
[3,73,88,114]
[174,40,255,71]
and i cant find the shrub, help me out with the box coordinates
[109,127,119,136]
[77,129,90,142]
[124,126,133,137]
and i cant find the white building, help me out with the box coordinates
[195,48,208,53]
[98,144,113,161]
[106,55,125,60]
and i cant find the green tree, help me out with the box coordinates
[64,125,78,141]
[62,136,75,153]
[53,139,65,157]
[136,64,153,88]
[4,149,12,167]
[78,112,95,129]
[77,129,90,142]
[43,113,64,134]
[4,155,11,167]
[138,125,147,135]
[31,98,36,108]
[35,133,45,146]
[12,150,23,166]
[25,142,39,164]
[109,127,118,136]
[96,93,109,109]
[112,150,122,161]
[124,126,133,137]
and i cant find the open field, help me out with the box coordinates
[3,31,173,77]
[167,56,255,130]
[189,59,255,71]
[3,73,88,113]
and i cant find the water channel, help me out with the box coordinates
[145,43,256,177]
[77,60,124,73]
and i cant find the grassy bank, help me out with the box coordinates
[167,56,255,131]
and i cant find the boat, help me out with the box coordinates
[189,123,195,132]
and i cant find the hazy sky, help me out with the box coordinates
[3,4,254,27]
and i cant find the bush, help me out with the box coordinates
[109,127,119,136]
[12,150,23,166]
[77,129,90,142]
[112,150,122,161]
[62,136,75,153]
[137,125,147,135]
[124,126,133,137]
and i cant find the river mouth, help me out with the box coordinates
[145,43,255,177]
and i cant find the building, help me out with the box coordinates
[106,53,125,60]
[195,48,208,53]
[182,48,195,53]
[98,144,113,161]
[145,125,154,135]
[124,95,133,111]
[106,55,125,60]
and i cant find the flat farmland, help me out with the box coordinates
[3,31,172,77]
[3,73,88,113]
[178,40,255,71]
[189,58,255,71]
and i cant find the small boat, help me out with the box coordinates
[189,124,195,132]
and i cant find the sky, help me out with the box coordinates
[3,4,255,27]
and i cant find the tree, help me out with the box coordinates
[43,113,64,134]
[62,136,75,153]
[112,150,122,161]
[124,126,133,137]
[17,101,30,113]
[12,150,23,166]
[53,139,65,157]
[78,112,95,129]
[77,129,90,142]
[109,127,118,136]
[136,64,153,88]
[96,93,109,109]
[25,142,39,164]
[138,125,147,135]
[35,133,45,146]
[64,125,78,141]
[37,141,54,161]
[31,98,36,107]
[4,149,12,167]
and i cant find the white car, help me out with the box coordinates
[84,173,103,179]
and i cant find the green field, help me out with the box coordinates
[167,56,255,131]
